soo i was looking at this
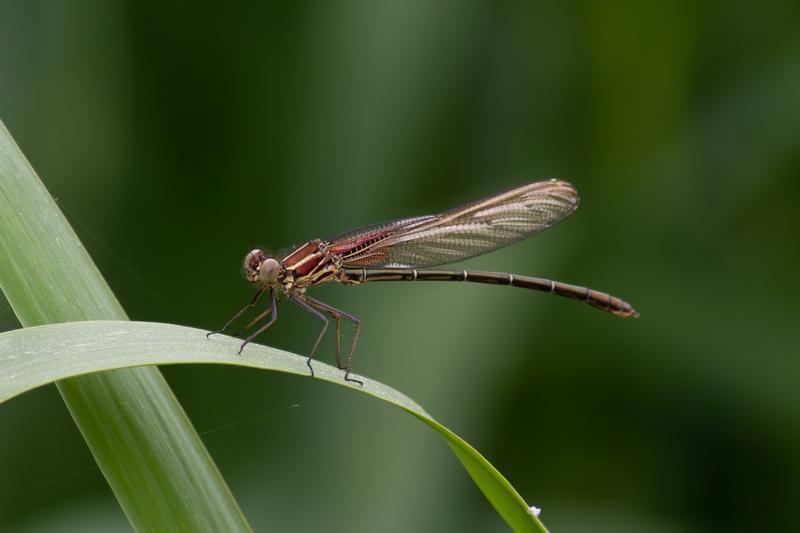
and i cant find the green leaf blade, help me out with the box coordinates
[0,321,546,532]
[0,120,251,532]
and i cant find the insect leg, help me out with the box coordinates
[237,288,278,355]
[304,296,363,386]
[207,288,264,338]
[333,315,343,369]
[303,301,342,369]
[234,305,273,338]
[290,295,329,378]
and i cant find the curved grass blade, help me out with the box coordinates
[0,119,250,531]
[0,320,547,533]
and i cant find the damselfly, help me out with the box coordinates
[210,179,638,384]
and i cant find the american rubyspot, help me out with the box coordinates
[209,179,638,385]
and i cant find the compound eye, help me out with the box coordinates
[243,249,267,283]
[259,257,281,284]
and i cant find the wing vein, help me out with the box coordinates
[332,179,579,268]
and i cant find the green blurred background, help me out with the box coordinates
[1,1,798,531]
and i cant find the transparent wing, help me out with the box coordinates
[328,179,580,268]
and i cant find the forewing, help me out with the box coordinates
[332,179,580,268]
